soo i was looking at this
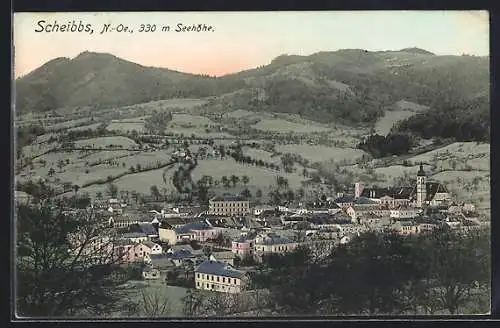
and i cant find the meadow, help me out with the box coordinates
[276,144,366,164]
[74,136,138,148]
[251,118,332,133]
[374,110,416,135]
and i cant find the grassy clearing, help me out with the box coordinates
[393,99,430,112]
[170,113,214,126]
[123,151,172,168]
[242,147,281,165]
[251,118,331,133]
[74,150,132,162]
[112,280,187,317]
[67,123,103,132]
[74,136,138,148]
[166,127,233,139]
[374,164,433,181]
[107,122,146,133]
[408,142,490,164]
[431,170,490,211]
[56,165,129,187]
[192,158,307,192]
[375,110,416,135]
[81,166,176,197]
[223,109,255,118]
[276,144,366,163]
[44,118,90,130]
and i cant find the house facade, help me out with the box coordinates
[254,237,298,255]
[231,237,255,257]
[159,222,217,245]
[142,241,163,255]
[390,206,421,219]
[208,195,250,216]
[120,232,149,243]
[195,260,247,293]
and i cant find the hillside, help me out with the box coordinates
[16,49,489,133]
[212,49,489,125]
[15,51,243,113]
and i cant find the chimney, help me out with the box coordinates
[355,182,364,199]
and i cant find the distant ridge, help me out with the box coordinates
[398,47,436,55]
[16,48,489,128]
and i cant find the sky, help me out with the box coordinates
[13,11,489,78]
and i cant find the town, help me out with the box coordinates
[14,11,490,318]
[16,160,486,316]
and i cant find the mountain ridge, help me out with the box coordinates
[15,49,489,128]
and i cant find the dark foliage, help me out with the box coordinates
[357,133,416,158]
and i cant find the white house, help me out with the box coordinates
[390,206,421,219]
[142,241,163,255]
[195,260,247,294]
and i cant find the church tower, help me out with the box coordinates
[416,163,427,208]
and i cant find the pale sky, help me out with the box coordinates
[13,11,489,78]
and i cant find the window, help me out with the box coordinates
[197,273,200,278]
[223,277,226,283]
[211,284,214,289]
[211,275,214,281]
[233,278,237,284]
[217,276,220,282]
[206,283,209,288]
[197,282,200,287]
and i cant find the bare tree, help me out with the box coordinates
[16,199,130,317]
[139,287,172,318]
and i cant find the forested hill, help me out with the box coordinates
[15,51,244,113]
[16,49,489,130]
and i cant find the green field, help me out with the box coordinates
[251,118,332,133]
[107,122,146,133]
[375,110,416,135]
[374,164,433,181]
[67,123,103,132]
[241,147,281,165]
[80,166,175,197]
[276,144,366,164]
[74,136,138,148]
[170,113,214,126]
[191,158,307,193]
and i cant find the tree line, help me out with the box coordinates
[250,228,490,315]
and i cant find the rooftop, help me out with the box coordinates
[121,232,148,238]
[175,221,213,234]
[334,195,355,203]
[211,195,248,202]
[257,237,295,245]
[195,260,245,279]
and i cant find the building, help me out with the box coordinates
[356,164,451,209]
[195,260,247,293]
[394,221,419,236]
[15,190,32,205]
[142,241,163,255]
[114,241,152,263]
[208,195,250,216]
[120,232,149,243]
[390,206,422,219]
[142,266,161,280]
[254,235,298,255]
[210,251,235,266]
[416,163,426,208]
[159,221,218,245]
[232,236,255,258]
[334,195,355,208]
[253,205,276,216]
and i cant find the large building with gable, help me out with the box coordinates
[354,163,451,209]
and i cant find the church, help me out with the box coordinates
[355,163,451,208]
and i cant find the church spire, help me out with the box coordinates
[417,162,426,177]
